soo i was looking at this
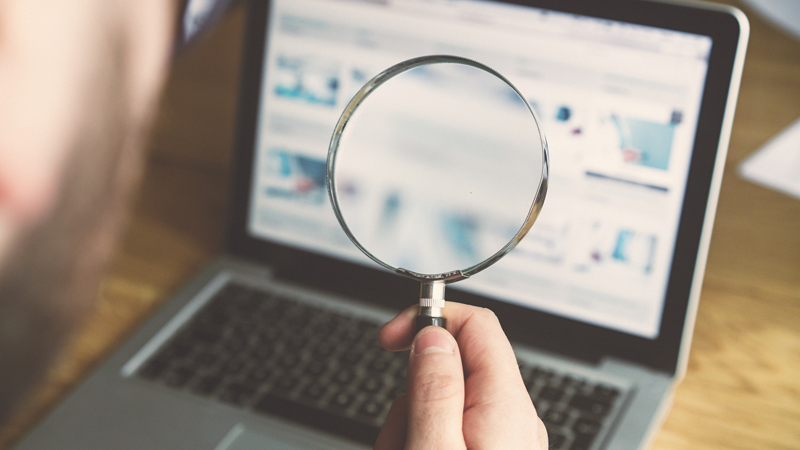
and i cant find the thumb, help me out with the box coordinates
[404,326,466,450]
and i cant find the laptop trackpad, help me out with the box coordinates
[214,424,344,450]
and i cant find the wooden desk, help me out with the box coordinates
[1,1,798,448]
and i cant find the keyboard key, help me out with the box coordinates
[305,360,328,377]
[572,417,601,435]
[302,383,327,401]
[215,284,248,301]
[223,336,248,353]
[311,319,337,337]
[329,390,355,409]
[161,340,193,359]
[285,307,315,327]
[192,375,222,395]
[187,326,222,346]
[259,305,287,324]
[138,358,168,379]
[221,358,247,375]
[358,399,385,418]
[274,374,298,391]
[531,367,556,382]
[569,432,597,450]
[394,360,408,381]
[194,351,219,368]
[252,343,274,360]
[363,339,384,353]
[592,385,620,401]
[332,368,354,385]
[163,367,194,388]
[286,334,308,350]
[560,376,587,390]
[232,319,259,336]
[358,321,380,334]
[278,353,300,368]
[255,393,380,445]
[335,326,363,344]
[244,365,273,386]
[569,395,611,417]
[218,383,256,406]
[367,355,392,372]
[542,409,567,426]
[360,376,383,393]
[546,430,566,448]
[230,292,261,314]
[537,386,565,402]
[250,290,274,304]
[196,309,230,327]
[341,349,363,366]
[313,340,336,356]
[521,370,537,391]
[256,327,281,344]
[388,385,405,400]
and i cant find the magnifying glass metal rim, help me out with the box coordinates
[326,54,549,284]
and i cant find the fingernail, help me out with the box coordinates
[412,327,455,355]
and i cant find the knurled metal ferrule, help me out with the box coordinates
[419,297,445,308]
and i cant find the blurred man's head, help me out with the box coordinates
[0,0,177,422]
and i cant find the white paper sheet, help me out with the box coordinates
[739,117,800,200]
[742,0,800,42]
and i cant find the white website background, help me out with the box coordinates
[248,0,712,339]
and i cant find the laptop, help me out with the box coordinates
[13,0,748,449]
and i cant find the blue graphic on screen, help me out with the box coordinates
[274,55,339,106]
[611,116,675,170]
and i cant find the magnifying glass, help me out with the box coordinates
[327,55,548,332]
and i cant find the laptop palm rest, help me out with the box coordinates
[215,424,341,450]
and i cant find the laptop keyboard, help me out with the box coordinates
[520,364,622,450]
[135,282,626,449]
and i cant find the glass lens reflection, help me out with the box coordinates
[332,61,544,277]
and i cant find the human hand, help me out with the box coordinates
[374,302,548,450]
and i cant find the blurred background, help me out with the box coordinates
[1,0,798,448]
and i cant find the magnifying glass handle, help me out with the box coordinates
[415,314,446,332]
[416,281,446,333]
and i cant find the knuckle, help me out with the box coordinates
[410,371,462,403]
[474,306,500,325]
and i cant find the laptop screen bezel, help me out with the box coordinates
[227,0,745,375]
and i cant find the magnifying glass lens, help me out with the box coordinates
[330,58,545,279]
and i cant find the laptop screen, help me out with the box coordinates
[244,0,713,340]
